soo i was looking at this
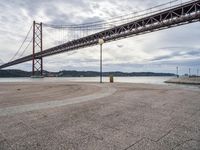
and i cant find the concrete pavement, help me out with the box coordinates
[0,82,199,150]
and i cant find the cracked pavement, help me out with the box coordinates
[0,82,200,150]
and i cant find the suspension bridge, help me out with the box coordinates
[0,0,200,77]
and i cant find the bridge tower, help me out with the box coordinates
[32,21,43,77]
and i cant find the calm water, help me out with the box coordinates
[0,76,171,84]
[0,76,199,89]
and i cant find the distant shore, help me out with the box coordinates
[0,69,175,77]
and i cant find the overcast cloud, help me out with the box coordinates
[0,0,200,75]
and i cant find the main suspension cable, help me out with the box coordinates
[8,25,33,62]
[18,37,33,58]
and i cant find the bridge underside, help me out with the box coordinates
[0,0,200,69]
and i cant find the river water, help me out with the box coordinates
[0,76,171,84]
[0,76,199,90]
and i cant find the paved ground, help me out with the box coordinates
[166,77,200,85]
[0,82,200,150]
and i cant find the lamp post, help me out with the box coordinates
[98,39,104,83]
[176,66,179,78]
[189,68,191,77]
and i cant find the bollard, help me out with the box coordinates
[110,75,114,83]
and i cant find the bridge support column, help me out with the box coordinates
[32,21,43,78]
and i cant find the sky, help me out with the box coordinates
[0,0,200,75]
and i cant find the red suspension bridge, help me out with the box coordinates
[0,0,200,77]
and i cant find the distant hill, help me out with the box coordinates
[0,69,175,77]
[0,69,32,77]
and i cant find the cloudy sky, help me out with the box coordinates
[0,0,200,75]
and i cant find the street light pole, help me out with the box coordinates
[100,44,102,83]
[176,66,179,78]
[98,39,104,83]
[189,68,191,77]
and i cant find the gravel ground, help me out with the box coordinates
[0,82,199,150]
